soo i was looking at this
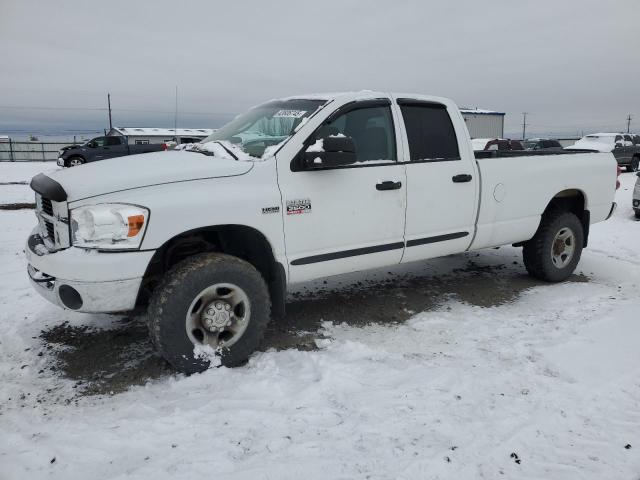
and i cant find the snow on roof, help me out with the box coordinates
[111,127,215,137]
[277,91,381,102]
[460,108,505,116]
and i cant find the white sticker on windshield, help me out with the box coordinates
[273,109,307,118]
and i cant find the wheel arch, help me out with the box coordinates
[543,188,590,247]
[137,224,286,319]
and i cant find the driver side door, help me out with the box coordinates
[277,99,407,283]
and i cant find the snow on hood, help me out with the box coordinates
[183,140,254,160]
[566,140,614,152]
[44,150,253,202]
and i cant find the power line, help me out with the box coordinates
[0,105,231,116]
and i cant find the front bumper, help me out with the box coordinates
[57,157,65,167]
[25,230,155,313]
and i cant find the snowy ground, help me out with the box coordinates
[0,162,639,479]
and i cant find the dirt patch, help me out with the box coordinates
[263,259,589,350]
[40,317,171,396]
[39,257,589,396]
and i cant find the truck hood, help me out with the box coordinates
[566,141,614,153]
[43,150,254,201]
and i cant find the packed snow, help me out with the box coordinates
[0,161,639,479]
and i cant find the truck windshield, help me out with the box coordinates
[199,99,327,158]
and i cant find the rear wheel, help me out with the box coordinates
[523,210,584,282]
[68,157,84,167]
[146,253,271,374]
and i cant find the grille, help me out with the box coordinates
[44,219,55,239]
[41,197,53,216]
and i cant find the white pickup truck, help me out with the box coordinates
[26,91,618,373]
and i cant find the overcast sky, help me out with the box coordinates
[1,0,638,137]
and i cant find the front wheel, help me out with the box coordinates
[146,253,271,373]
[629,157,639,173]
[68,157,85,167]
[523,210,584,282]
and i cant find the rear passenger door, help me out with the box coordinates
[394,98,477,263]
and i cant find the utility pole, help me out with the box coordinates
[627,114,632,133]
[521,112,528,140]
[174,85,178,139]
[107,93,113,131]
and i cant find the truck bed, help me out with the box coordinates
[469,151,616,251]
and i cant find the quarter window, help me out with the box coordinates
[399,103,460,161]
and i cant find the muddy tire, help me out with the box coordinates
[146,253,271,374]
[522,210,584,282]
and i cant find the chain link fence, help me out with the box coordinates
[0,141,81,162]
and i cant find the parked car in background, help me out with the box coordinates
[57,136,166,167]
[27,91,617,373]
[523,139,564,152]
[471,138,524,151]
[633,172,640,218]
[566,133,640,172]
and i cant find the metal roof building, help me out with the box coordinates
[108,127,215,145]
[460,108,505,139]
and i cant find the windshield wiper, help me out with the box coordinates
[213,141,238,161]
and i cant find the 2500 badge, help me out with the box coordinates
[286,199,312,215]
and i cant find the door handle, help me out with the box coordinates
[452,174,472,183]
[376,180,402,191]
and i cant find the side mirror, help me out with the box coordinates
[303,136,356,169]
[615,142,623,148]
[88,142,97,148]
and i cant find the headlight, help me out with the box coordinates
[70,203,149,250]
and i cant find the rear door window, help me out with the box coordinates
[398,102,460,161]
[105,137,123,146]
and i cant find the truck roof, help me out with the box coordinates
[276,90,456,107]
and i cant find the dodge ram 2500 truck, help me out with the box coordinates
[57,135,165,167]
[26,91,618,373]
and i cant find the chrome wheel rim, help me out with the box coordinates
[69,158,83,167]
[550,227,575,269]
[185,283,250,349]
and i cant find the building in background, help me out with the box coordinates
[460,108,505,139]
[107,127,215,145]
